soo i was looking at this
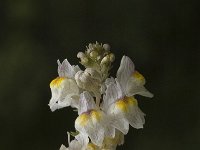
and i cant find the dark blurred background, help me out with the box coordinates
[0,0,199,150]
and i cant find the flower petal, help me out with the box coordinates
[75,110,108,146]
[57,59,80,78]
[108,96,145,130]
[102,80,123,111]
[49,78,79,111]
[126,104,145,129]
[78,91,97,115]
[75,133,89,148]
[103,129,124,149]
[116,56,135,92]
[62,133,89,150]
[107,104,130,134]
[59,144,68,150]
[126,75,153,98]
[111,117,129,135]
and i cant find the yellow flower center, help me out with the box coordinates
[115,96,137,112]
[76,113,90,126]
[90,110,102,121]
[50,77,66,88]
[76,110,102,127]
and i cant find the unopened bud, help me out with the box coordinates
[81,57,89,64]
[97,56,102,61]
[103,44,110,51]
[75,69,101,95]
[88,43,93,49]
[77,52,85,59]
[109,53,115,62]
[101,55,110,64]
[90,51,98,58]
[85,68,101,82]
[87,43,94,53]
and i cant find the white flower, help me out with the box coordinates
[117,56,153,98]
[60,133,89,150]
[75,91,115,147]
[102,56,153,134]
[49,59,80,111]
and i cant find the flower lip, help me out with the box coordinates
[79,109,102,121]
[76,110,103,126]
[132,70,146,85]
[50,77,66,88]
[117,96,137,104]
[115,96,138,112]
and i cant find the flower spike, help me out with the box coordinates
[49,43,154,150]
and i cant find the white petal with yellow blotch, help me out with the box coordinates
[126,71,153,97]
[49,78,79,111]
[49,59,80,111]
[117,56,153,98]
[75,91,115,147]
[102,80,145,134]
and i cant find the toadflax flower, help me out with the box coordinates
[101,56,153,134]
[49,43,154,150]
[75,91,115,146]
[117,56,153,98]
[49,59,80,111]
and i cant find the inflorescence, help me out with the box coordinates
[49,42,153,150]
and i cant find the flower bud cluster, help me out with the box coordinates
[77,42,115,80]
[48,42,153,150]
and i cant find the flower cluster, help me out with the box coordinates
[49,42,153,150]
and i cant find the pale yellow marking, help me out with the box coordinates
[132,71,145,84]
[50,77,65,88]
[87,143,98,150]
[103,130,124,147]
[104,136,117,145]
[115,100,128,112]
[115,96,137,112]
[76,110,102,127]
[91,110,102,121]
[124,96,138,106]
[76,113,89,126]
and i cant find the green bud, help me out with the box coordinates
[90,51,99,58]
[109,53,115,62]
[103,44,110,51]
